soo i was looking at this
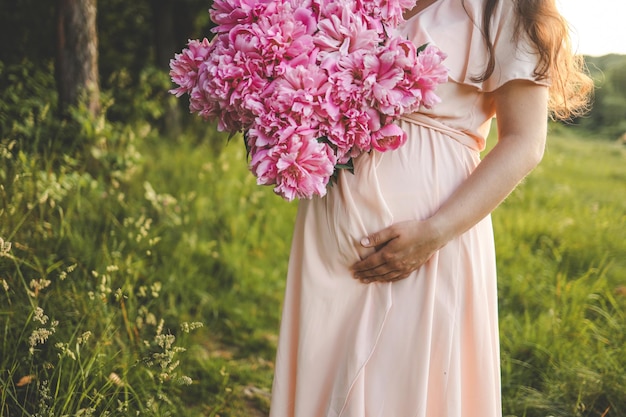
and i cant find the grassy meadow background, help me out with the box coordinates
[1,62,625,417]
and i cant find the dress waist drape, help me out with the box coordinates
[400,112,482,152]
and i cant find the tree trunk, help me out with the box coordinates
[56,0,100,116]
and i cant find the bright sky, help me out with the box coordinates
[558,0,626,56]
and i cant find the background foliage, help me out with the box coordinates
[0,1,625,416]
[580,55,626,138]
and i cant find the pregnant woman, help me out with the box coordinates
[269,0,592,416]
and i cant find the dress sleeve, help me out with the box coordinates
[404,0,550,92]
[476,0,550,91]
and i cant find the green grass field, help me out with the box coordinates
[492,126,626,417]
[1,118,624,416]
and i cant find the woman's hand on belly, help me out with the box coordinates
[350,82,549,284]
[350,219,446,283]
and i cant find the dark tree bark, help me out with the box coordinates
[56,0,100,116]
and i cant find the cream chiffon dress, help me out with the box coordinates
[269,0,548,416]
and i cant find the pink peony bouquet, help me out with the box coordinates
[170,0,448,201]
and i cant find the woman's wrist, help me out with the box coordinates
[424,213,455,251]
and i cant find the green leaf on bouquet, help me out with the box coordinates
[334,160,354,175]
[328,158,354,186]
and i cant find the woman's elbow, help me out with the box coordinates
[527,133,547,171]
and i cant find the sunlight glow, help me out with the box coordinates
[558,0,626,56]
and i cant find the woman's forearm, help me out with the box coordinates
[430,81,549,244]
[429,129,546,244]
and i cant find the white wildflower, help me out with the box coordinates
[137,285,147,297]
[29,325,57,354]
[33,307,49,324]
[77,331,92,345]
[155,333,176,351]
[99,275,112,296]
[145,312,157,326]
[0,237,11,257]
[156,318,165,336]
[59,264,77,280]
[116,400,129,413]
[75,407,96,416]
[55,342,77,360]
[108,372,125,387]
[177,376,193,386]
[180,322,203,333]
[38,190,49,205]
[30,278,52,293]
[35,380,52,415]
[150,282,162,298]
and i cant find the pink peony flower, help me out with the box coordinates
[272,135,336,201]
[411,44,449,109]
[169,0,449,200]
[315,10,380,59]
[370,122,407,152]
[210,0,277,32]
[323,106,378,157]
[324,50,370,109]
[272,64,330,120]
[169,38,214,97]
[248,107,319,150]
[357,0,416,27]
[362,48,407,115]
[250,146,280,185]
